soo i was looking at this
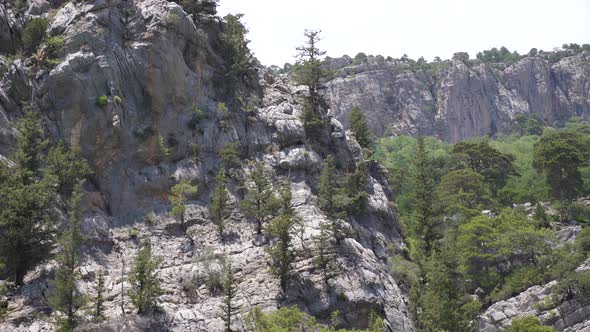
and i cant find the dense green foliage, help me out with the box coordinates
[450,140,516,197]
[128,241,162,314]
[246,306,386,332]
[509,316,556,332]
[533,131,590,202]
[476,46,521,64]
[373,119,590,330]
[22,18,48,54]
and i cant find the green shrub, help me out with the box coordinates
[143,212,157,226]
[158,135,170,159]
[96,95,108,108]
[44,36,64,67]
[576,227,590,254]
[188,107,207,129]
[164,13,181,27]
[180,272,199,301]
[204,268,223,294]
[568,202,590,223]
[22,18,48,53]
[218,142,239,168]
[491,266,544,302]
[509,316,555,332]
[217,102,228,115]
[114,96,123,104]
[128,228,140,238]
[552,271,590,304]
[389,254,420,287]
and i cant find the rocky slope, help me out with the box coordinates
[0,0,413,331]
[323,53,590,142]
[479,259,590,332]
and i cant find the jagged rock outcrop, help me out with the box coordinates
[323,53,590,143]
[478,259,590,332]
[0,1,413,331]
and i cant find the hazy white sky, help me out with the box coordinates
[218,0,590,66]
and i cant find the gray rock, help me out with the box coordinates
[0,1,414,331]
[323,53,590,143]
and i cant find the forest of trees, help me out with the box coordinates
[373,116,590,331]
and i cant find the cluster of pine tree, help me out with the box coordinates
[374,118,590,331]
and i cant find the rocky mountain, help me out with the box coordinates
[0,0,413,331]
[322,52,590,143]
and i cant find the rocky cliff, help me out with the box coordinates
[322,53,590,143]
[479,259,590,332]
[0,1,413,331]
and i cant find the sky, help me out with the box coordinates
[217,0,590,67]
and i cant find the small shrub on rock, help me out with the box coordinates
[22,18,48,54]
[96,95,108,108]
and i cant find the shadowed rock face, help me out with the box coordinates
[324,54,590,143]
[0,1,413,331]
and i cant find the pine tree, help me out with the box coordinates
[312,223,337,284]
[220,259,240,332]
[93,269,106,322]
[220,13,254,97]
[411,137,438,256]
[349,106,373,150]
[169,179,198,242]
[267,214,297,294]
[294,30,327,101]
[49,181,86,331]
[277,180,294,217]
[343,161,369,215]
[318,156,343,244]
[533,203,550,229]
[240,162,277,234]
[295,30,329,138]
[267,180,298,293]
[128,241,162,314]
[0,109,57,285]
[210,169,230,241]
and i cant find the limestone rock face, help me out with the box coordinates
[324,54,590,143]
[0,1,413,331]
[479,259,590,332]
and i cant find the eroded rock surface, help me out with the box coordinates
[324,54,590,143]
[0,1,413,331]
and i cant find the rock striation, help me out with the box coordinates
[323,54,590,143]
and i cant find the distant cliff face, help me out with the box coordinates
[323,53,590,143]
